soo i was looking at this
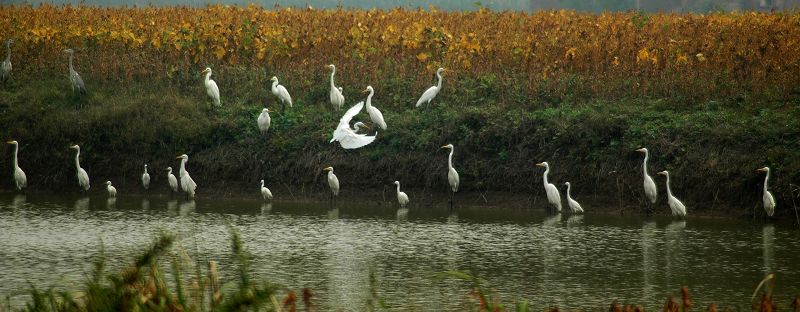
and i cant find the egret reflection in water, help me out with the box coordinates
[11,194,26,210]
[641,221,658,304]
[396,207,409,222]
[106,197,117,208]
[178,200,195,216]
[762,224,775,275]
[73,196,89,212]
[261,202,273,215]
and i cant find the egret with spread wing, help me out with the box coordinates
[330,101,376,149]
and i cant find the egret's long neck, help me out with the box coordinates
[366,89,374,108]
[542,166,549,186]
[396,183,401,194]
[665,174,673,197]
[436,71,442,89]
[271,80,279,92]
[179,159,187,176]
[328,170,334,179]
[566,184,572,199]
[763,170,770,193]
[11,144,18,169]
[261,180,265,187]
[74,149,81,170]
[4,44,10,62]
[68,53,74,72]
[642,151,649,176]
[204,72,211,84]
[329,67,336,89]
[447,148,454,170]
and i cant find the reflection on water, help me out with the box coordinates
[0,193,799,311]
[106,197,117,209]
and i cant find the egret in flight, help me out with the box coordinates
[1,39,13,83]
[166,167,178,193]
[363,86,387,130]
[636,148,658,209]
[394,181,409,208]
[257,108,271,134]
[564,182,584,213]
[330,101,376,149]
[141,164,150,190]
[105,181,117,197]
[536,162,562,213]
[323,166,339,203]
[260,179,273,200]
[328,64,345,110]
[201,67,220,106]
[64,49,86,95]
[656,171,686,217]
[70,145,90,191]
[416,67,445,107]
[757,167,775,217]
[440,144,459,204]
[176,154,197,198]
[270,76,292,109]
[6,140,26,190]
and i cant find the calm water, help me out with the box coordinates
[0,193,798,310]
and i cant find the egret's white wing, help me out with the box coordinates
[416,86,438,107]
[337,131,376,149]
[332,101,364,142]
[207,80,220,106]
[277,85,292,107]
[367,106,387,130]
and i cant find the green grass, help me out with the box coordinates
[0,68,799,216]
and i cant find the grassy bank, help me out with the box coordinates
[0,69,799,217]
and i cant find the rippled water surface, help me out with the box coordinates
[0,193,798,310]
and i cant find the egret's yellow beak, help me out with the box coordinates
[535,162,545,167]
[635,148,646,152]
[323,166,332,171]
[266,108,272,113]
[440,145,448,149]
[5,141,13,144]
[363,124,371,130]
[176,156,182,159]
[362,89,370,94]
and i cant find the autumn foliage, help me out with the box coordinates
[1,4,799,100]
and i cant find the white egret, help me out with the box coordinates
[536,162,562,212]
[70,145,90,191]
[176,154,197,198]
[105,181,117,197]
[363,86,387,130]
[440,144,460,204]
[393,181,410,208]
[5,140,26,190]
[330,101,376,149]
[270,76,292,108]
[757,167,776,217]
[352,122,371,134]
[166,167,178,193]
[564,182,584,213]
[328,64,345,110]
[64,49,86,95]
[323,167,339,202]
[141,164,150,190]
[415,67,445,107]
[656,171,687,217]
[257,108,271,134]
[200,67,220,106]
[636,148,658,206]
[1,39,13,82]
[260,179,273,200]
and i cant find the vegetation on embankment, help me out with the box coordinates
[0,6,799,217]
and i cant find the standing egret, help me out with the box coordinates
[166,167,178,193]
[363,86,387,130]
[200,67,220,106]
[656,171,687,217]
[1,39,12,83]
[176,154,197,199]
[415,67,445,107]
[6,140,26,190]
[105,181,117,197]
[536,162,562,212]
[393,181,409,208]
[260,179,273,200]
[64,49,86,95]
[330,101,376,149]
[636,148,658,209]
[70,145,90,191]
[328,64,345,110]
[323,166,339,203]
[440,144,459,204]
[270,76,292,109]
[141,164,150,190]
[756,167,776,217]
[564,182,584,213]
[257,108,271,134]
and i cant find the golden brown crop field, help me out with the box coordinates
[2,4,799,100]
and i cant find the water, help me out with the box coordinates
[0,193,798,311]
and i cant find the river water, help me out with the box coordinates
[0,193,798,310]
